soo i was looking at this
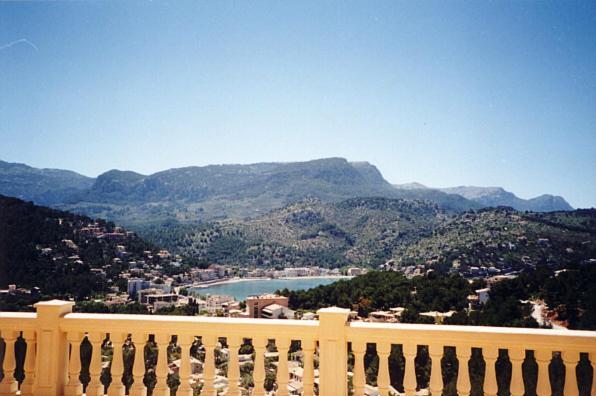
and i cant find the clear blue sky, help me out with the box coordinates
[1,1,595,208]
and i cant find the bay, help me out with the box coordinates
[189,277,348,301]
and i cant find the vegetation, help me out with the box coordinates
[0,195,156,302]
[281,267,596,330]
[139,202,596,273]
[139,197,445,268]
[396,207,596,272]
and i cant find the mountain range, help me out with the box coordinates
[394,183,574,212]
[0,158,573,227]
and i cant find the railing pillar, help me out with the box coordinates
[153,333,171,396]
[482,347,499,396]
[226,336,241,396]
[456,345,471,396]
[428,344,444,396]
[317,307,350,396]
[351,341,366,396]
[64,331,83,396]
[561,350,579,396]
[276,337,291,396]
[33,300,74,396]
[0,330,18,395]
[534,350,552,396]
[202,335,217,396]
[129,332,147,396]
[20,330,37,396]
[403,343,417,396]
[107,332,127,396]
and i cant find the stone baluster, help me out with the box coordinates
[226,336,241,396]
[534,350,551,396]
[201,335,217,395]
[63,331,83,396]
[561,351,579,396]
[20,330,37,396]
[376,343,391,395]
[276,337,291,396]
[176,334,193,396]
[252,337,267,396]
[482,347,499,396]
[302,339,316,396]
[152,334,170,396]
[377,342,391,395]
[456,346,471,396]
[428,344,443,396]
[0,330,18,395]
[403,343,417,396]
[107,333,126,396]
[129,333,147,396]
[351,342,366,396]
[86,332,105,396]
[509,348,525,396]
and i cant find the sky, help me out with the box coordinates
[1,1,595,208]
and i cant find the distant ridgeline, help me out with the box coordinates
[0,158,573,229]
[0,195,160,304]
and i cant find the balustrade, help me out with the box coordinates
[347,322,596,396]
[1,301,595,396]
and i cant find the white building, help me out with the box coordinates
[205,295,235,314]
[261,304,295,319]
[347,267,363,276]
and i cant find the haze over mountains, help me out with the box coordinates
[0,158,573,227]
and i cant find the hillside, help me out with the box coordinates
[138,198,596,271]
[395,207,596,274]
[0,195,156,298]
[139,198,444,267]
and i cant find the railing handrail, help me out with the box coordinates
[349,320,596,337]
[0,312,37,319]
[60,312,320,338]
[0,312,38,331]
[347,321,596,352]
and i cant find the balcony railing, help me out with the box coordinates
[0,300,595,396]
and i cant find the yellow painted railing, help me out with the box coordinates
[0,300,595,395]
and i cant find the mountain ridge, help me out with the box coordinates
[439,185,573,211]
[394,183,573,212]
[0,158,573,226]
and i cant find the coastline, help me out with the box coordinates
[188,275,352,290]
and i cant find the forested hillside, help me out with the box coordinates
[281,266,596,330]
[139,200,596,271]
[0,195,154,299]
[395,207,596,271]
[139,198,444,267]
